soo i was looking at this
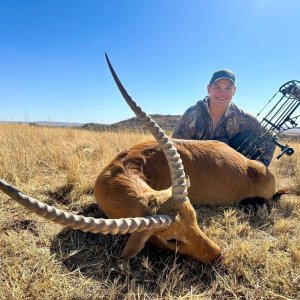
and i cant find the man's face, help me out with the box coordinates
[207,78,236,110]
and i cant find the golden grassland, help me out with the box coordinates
[0,124,299,300]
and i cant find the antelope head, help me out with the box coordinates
[0,54,221,264]
[102,54,221,263]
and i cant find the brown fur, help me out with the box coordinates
[94,139,276,262]
[95,139,275,216]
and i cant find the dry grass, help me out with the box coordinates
[0,124,299,300]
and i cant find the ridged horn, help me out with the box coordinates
[105,53,188,203]
[0,179,174,234]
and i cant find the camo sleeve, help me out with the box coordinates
[172,112,195,139]
[172,106,204,140]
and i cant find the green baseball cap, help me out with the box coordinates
[209,69,235,85]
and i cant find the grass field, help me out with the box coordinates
[0,124,299,300]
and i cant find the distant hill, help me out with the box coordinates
[2,119,300,138]
[0,115,182,132]
[280,127,300,135]
[279,127,300,140]
[82,114,181,132]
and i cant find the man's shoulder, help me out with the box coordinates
[184,98,207,114]
[229,102,244,113]
[230,102,255,118]
[229,102,261,130]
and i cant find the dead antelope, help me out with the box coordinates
[0,54,282,264]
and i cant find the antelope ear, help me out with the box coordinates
[120,231,152,259]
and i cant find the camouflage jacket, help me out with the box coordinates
[172,97,275,164]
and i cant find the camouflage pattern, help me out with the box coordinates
[172,97,275,164]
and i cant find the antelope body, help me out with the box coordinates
[95,139,275,219]
[93,138,276,262]
[0,54,279,264]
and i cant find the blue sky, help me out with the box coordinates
[0,1,299,124]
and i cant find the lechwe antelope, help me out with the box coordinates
[0,54,283,264]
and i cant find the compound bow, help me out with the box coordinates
[232,80,300,160]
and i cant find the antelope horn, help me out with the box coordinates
[105,53,188,203]
[0,179,173,234]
